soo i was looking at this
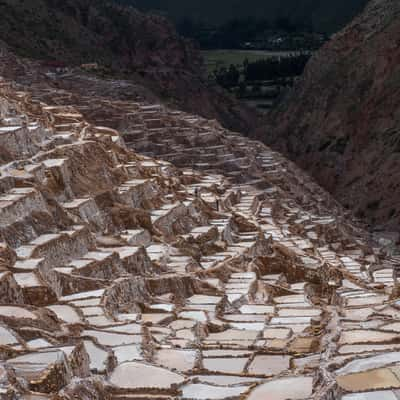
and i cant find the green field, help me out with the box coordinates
[202,49,296,73]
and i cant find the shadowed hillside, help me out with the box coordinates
[264,0,400,231]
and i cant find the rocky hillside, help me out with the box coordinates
[0,0,257,132]
[264,0,400,230]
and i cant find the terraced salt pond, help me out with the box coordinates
[247,376,313,400]
[109,362,185,389]
[1,73,400,399]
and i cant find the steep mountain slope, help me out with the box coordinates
[130,0,368,33]
[0,0,257,132]
[264,0,400,230]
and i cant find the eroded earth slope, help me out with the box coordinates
[0,48,399,400]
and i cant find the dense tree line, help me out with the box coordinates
[213,53,311,89]
[243,53,310,81]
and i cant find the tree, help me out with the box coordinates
[214,64,240,89]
